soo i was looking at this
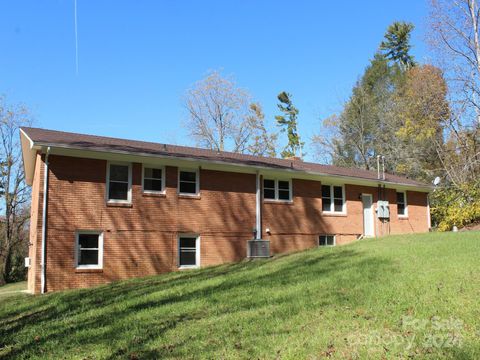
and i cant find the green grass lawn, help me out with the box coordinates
[1,232,479,359]
[0,281,26,300]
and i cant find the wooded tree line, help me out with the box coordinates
[183,1,480,231]
[1,0,479,284]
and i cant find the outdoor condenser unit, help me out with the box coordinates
[247,240,270,258]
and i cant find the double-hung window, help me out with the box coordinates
[178,169,199,195]
[397,191,408,217]
[322,185,345,213]
[107,162,132,203]
[178,235,200,268]
[263,179,292,201]
[319,234,335,246]
[143,166,165,193]
[75,231,103,269]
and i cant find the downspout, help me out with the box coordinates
[40,147,51,294]
[255,171,262,240]
[255,171,261,239]
[427,194,432,230]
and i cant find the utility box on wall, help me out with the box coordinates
[377,200,390,219]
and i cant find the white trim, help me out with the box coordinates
[141,164,166,194]
[106,161,132,204]
[177,167,200,196]
[397,191,408,218]
[319,234,336,246]
[321,184,346,215]
[75,230,104,269]
[178,234,200,269]
[24,141,432,193]
[262,178,292,202]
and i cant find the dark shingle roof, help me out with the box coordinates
[21,127,428,188]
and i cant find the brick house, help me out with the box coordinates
[20,127,431,294]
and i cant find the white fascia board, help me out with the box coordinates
[19,129,37,186]
[33,142,433,193]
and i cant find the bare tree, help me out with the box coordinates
[429,0,480,183]
[183,70,277,155]
[0,97,31,284]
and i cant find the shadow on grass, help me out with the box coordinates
[0,247,394,359]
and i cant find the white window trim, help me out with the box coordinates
[319,234,336,246]
[178,168,200,196]
[397,191,408,218]
[142,164,166,194]
[75,230,104,269]
[106,161,132,204]
[263,178,293,202]
[178,234,200,269]
[321,184,346,215]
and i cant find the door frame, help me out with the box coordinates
[361,194,375,237]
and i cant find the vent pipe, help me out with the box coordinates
[382,156,386,181]
[377,155,381,180]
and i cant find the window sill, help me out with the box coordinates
[178,194,201,200]
[398,216,409,220]
[178,265,199,270]
[106,202,132,208]
[322,212,347,217]
[75,268,103,273]
[142,191,166,198]
[263,199,293,204]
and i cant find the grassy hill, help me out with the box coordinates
[1,232,479,359]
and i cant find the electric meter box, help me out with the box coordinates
[377,200,390,219]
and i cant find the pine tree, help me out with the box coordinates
[380,21,416,70]
[275,92,304,158]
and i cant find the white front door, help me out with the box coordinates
[362,194,374,237]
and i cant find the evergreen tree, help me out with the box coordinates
[275,92,304,158]
[380,21,416,69]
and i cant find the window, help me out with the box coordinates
[143,166,165,193]
[178,235,199,268]
[397,191,407,217]
[178,169,199,195]
[319,235,335,246]
[75,231,103,269]
[107,162,131,202]
[322,185,345,213]
[263,179,291,201]
[263,179,276,199]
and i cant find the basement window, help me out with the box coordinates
[143,166,165,193]
[178,235,200,268]
[75,231,103,269]
[319,235,335,246]
[263,179,292,201]
[397,191,408,217]
[178,169,199,195]
[107,162,132,203]
[322,185,345,213]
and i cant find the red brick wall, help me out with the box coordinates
[39,155,256,292]
[264,181,429,254]
[29,155,429,293]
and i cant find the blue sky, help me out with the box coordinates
[0,1,429,160]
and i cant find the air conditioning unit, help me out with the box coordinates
[24,257,31,268]
[247,240,270,258]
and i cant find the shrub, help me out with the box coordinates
[430,182,480,231]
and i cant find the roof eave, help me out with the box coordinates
[29,140,432,192]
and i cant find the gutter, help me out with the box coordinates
[40,147,51,294]
[27,142,432,192]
